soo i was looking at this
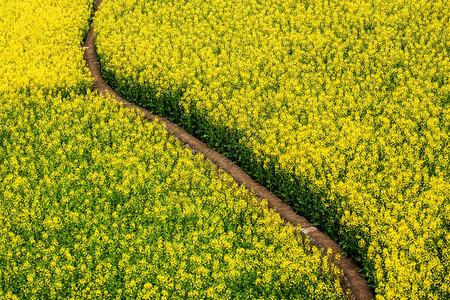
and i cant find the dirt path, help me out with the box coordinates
[83,1,374,299]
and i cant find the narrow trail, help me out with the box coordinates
[83,1,374,299]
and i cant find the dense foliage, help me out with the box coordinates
[95,0,450,298]
[0,92,346,299]
[0,0,93,96]
[0,0,346,298]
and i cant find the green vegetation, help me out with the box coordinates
[0,0,346,298]
[95,0,450,298]
[0,92,345,299]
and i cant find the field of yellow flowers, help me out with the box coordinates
[95,0,450,299]
[0,0,93,96]
[0,0,347,298]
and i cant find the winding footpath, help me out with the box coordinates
[83,0,374,299]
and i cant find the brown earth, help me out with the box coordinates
[84,0,374,299]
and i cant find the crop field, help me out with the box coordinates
[0,0,348,299]
[0,0,93,96]
[95,0,450,299]
[0,92,346,299]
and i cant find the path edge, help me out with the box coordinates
[84,1,374,299]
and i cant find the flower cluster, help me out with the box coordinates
[0,0,93,96]
[95,0,450,298]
